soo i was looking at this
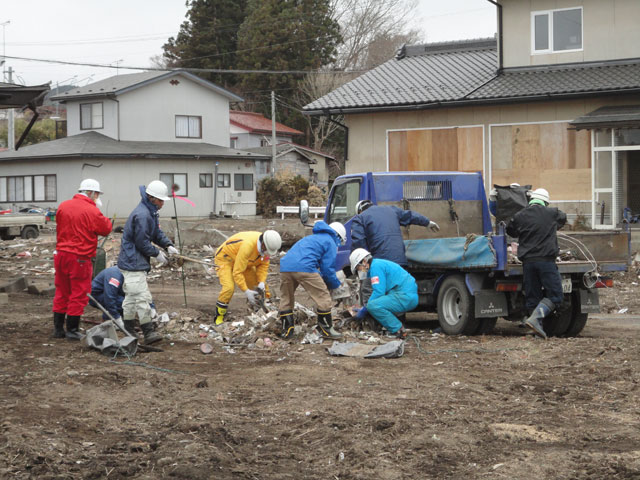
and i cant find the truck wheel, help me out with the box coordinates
[543,295,572,337]
[21,226,39,239]
[564,291,588,337]
[476,318,497,335]
[437,275,478,335]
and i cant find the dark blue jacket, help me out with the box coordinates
[117,186,173,272]
[351,205,430,266]
[280,221,341,289]
[90,266,155,319]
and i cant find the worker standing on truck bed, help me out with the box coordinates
[351,200,440,268]
[52,179,112,340]
[349,248,418,339]
[213,230,282,325]
[278,221,346,340]
[506,188,567,339]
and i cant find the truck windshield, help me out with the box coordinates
[328,180,360,223]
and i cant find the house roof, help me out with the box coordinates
[303,38,498,114]
[569,105,640,130]
[304,38,640,114]
[0,131,269,161]
[230,111,303,136]
[0,82,50,109]
[243,142,336,163]
[50,70,243,103]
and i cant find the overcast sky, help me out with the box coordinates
[0,0,496,87]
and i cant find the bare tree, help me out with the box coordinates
[149,54,170,70]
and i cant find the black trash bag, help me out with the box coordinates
[494,184,532,224]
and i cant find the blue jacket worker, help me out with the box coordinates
[349,248,418,339]
[117,180,178,344]
[278,221,346,340]
[351,200,439,267]
[506,188,567,339]
[90,266,155,322]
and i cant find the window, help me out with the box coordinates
[260,139,269,147]
[532,8,582,54]
[230,137,238,148]
[159,173,188,196]
[175,115,202,138]
[328,179,361,224]
[0,175,56,202]
[80,103,103,130]
[217,173,230,188]
[234,173,253,191]
[199,173,213,188]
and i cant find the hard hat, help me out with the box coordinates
[350,248,371,274]
[261,230,282,256]
[509,183,520,188]
[329,222,346,244]
[78,178,102,193]
[355,199,373,215]
[529,188,550,203]
[146,180,171,201]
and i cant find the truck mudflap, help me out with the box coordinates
[474,290,508,318]
[579,288,600,314]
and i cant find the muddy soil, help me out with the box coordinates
[1,233,640,479]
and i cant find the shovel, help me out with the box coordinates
[87,293,163,352]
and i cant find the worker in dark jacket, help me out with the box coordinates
[506,188,567,339]
[351,200,439,267]
[117,181,178,344]
[90,266,155,323]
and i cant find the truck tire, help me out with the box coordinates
[564,291,588,337]
[437,275,478,335]
[21,225,39,239]
[543,294,572,337]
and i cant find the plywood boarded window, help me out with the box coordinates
[491,122,590,201]
[388,126,483,173]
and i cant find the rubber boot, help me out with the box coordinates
[525,298,554,339]
[215,301,228,326]
[65,315,84,341]
[140,322,162,344]
[123,320,137,338]
[52,312,66,338]
[279,310,295,340]
[317,311,342,339]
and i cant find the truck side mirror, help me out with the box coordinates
[300,199,310,225]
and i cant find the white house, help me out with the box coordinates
[0,70,268,217]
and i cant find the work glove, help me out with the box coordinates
[355,307,368,320]
[428,221,440,232]
[245,289,260,306]
[167,245,179,256]
[489,188,497,200]
[257,282,265,293]
[150,308,157,319]
[156,250,168,266]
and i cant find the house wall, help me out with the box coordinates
[277,151,312,178]
[501,0,640,68]
[67,99,119,139]
[0,156,257,218]
[306,152,329,184]
[229,127,293,149]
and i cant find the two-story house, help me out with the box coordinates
[304,0,640,229]
[0,70,268,217]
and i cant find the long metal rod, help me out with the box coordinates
[172,195,188,307]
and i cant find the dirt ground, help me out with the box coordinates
[1,230,640,479]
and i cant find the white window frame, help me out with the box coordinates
[531,7,583,55]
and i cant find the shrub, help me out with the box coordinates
[257,173,327,217]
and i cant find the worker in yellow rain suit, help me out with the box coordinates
[214,230,282,325]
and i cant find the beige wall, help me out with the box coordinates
[501,0,640,68]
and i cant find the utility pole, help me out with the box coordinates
[271,90,276,177]
[7,65,14,150]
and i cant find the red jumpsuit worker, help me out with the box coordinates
[52,179,112,339]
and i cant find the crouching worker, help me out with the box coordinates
[506,188,566,339]
[279,221,346,340]
[118,180,178,344]
[89,266,156,326]
[349,248,418,339]
[213,230,282,325]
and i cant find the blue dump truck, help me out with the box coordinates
[322,171,630,337]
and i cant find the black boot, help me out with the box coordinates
[123,320,137,338]
[140,322,162,344]
[279,310,295,339]
[317,311,342,339]
[65,315,84,340]
[52,312,66,338]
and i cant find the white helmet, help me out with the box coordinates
[529,188,550,203]
[146,180,171,201]
[355,199,373,215]
[350,248,371,274]
[78,178,102,193]
[261,230,282,256]
[329,222,346,244]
